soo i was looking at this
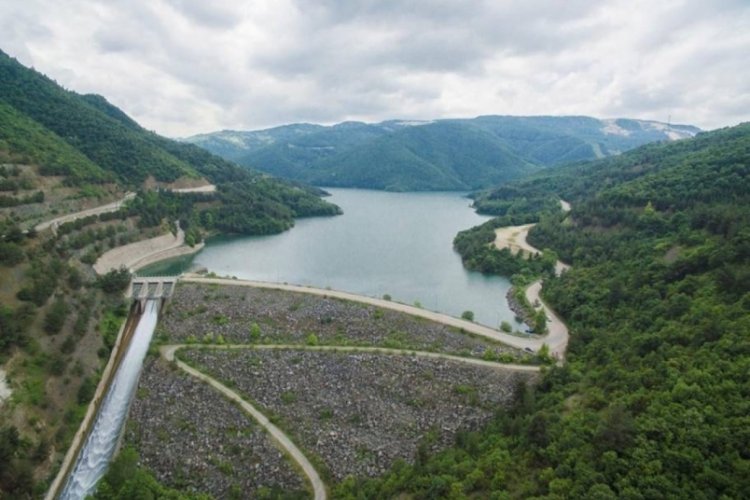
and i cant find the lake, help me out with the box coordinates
[146,188,518,328]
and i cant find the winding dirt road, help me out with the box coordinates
[493,223,539,256]
[34,192,135,233]
[492,200,572,360]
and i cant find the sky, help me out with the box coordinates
[2,0,749,137]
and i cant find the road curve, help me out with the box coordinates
[34,192,135,233]
[181,275,546,352]
[525,282,568,359]
[492,199,572,360]
[161,345,327,500]
[94,225,204,275]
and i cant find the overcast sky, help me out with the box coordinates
[2,0,749,137]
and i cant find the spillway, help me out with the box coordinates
[60,300,159,499]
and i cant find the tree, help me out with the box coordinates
[461,310,475,321]
[534,310,547,333]
[97,266,131,294]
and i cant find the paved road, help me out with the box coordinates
[161,345,327,500]
[181,275,545,352]
[34,192,135,233]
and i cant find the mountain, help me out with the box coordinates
[186,116,700,191]
[0,49,340,230]
[363,123,750,498]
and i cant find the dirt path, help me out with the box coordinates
[491,200,572,359]
[493,223,538,256]
[94,226,203,275]
[525,282,568,360]
[160,345,327,500]
[170,184,217,194]
[164,344,542,374]
[159,343,540,499]
[34,192,135,233]
[181,275,545,352]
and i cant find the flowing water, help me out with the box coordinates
[60,300,159,499]
[147,189,520,328]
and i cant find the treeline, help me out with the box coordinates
[336,123,750,497]
[125,182,340,239]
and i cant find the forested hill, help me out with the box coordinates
[186,116,699,191]
[0,49,339,231]
[339,123,750,497]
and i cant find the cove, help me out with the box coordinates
[151,189,518,329]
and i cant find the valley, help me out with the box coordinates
[0,20,748,499]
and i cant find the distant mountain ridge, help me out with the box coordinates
[186,116,700,191]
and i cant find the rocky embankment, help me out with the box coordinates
[160,283,522,360]
[181,348,536,482]
[125,358,307,497]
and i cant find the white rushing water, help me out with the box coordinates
[60,300,159,499]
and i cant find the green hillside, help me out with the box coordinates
[0,101,111,184]
[187,116,700,191]
[0,50,340,498]
[0,49,339,228]
[305,122,539,190]
[339,123,750,497]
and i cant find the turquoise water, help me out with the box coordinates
[163,189,518,328]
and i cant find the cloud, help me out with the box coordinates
[0,0,748,136]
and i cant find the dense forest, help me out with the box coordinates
[337,123,750,497]
[187,116,699,191]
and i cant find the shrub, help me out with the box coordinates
[44,298,69,335]
[97,267,131,294]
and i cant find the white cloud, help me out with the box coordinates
[1,0,748,136]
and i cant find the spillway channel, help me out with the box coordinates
[60,300,159,499]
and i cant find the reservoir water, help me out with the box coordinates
[61,301,159,500]
[167,189,516,328]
